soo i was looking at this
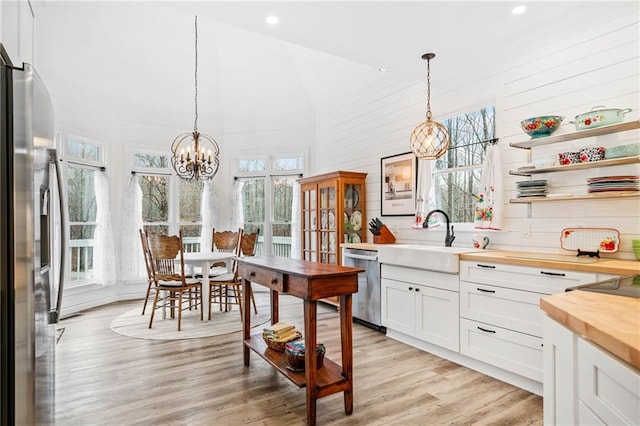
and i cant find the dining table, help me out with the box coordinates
[182,251,235,319]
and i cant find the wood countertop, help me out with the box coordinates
[540,290,640,370]
[342,242,384,251]
[459,250,640,276]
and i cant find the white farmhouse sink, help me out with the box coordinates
[377,244,484,273]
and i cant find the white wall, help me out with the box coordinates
[316,12,640,259]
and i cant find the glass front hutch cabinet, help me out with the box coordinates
[298,171,367,266]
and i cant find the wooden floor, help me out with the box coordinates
[55,291,543,425]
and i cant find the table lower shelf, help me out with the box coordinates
[245,334,348,392]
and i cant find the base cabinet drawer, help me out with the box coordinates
[460,281,543,337]
[460,261,600,294]
[578,338,640,425]
[460,318,543,382]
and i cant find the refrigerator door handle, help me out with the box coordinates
[49,149,67,324]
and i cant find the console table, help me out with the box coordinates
[237,256,364,426]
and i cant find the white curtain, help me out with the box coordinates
[474,143,504,230]
[230,179,245,231]
[199,181,218,251]
[120,175,145,281]
[412,159,441,229]
[290,180,301,259]
[93,171,116,285]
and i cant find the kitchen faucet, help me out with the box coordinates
[423,209,456,247]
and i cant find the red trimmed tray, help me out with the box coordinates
[560,228,620,253]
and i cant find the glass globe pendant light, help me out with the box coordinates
[410,53,450,160]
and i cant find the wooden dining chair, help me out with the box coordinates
[208,230,259,319]
[139,228,156,315]
[147,230,203,331]
[210,228,242,273]
[191,228,242,278]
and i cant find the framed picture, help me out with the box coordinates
[381,152,418,216]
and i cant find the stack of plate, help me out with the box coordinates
[516,179,548,198]
[587,176,639,193]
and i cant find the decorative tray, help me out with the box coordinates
[560,228,620,253]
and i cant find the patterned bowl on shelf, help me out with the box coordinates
[558,151,581,165]
[520,115,564,139]
[579,147,605,162]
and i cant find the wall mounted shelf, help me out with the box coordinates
[509,120,640,149]
[510,191,639,204]
[509,156,640,176]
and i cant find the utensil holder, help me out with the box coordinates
[373,225,396,244]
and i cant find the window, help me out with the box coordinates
[432,106,496,223]
[236,155,303,257]
[133,151,204,252]
[64,136,104,286]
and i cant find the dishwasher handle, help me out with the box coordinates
[343,253,378,261]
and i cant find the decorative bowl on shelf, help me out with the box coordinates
[520,115,564,139]
[604,143,640,159]
[558,151,581,165]
[579,147,605,162]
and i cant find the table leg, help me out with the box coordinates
[304,300,318,426]
[201,260,211,319]
[340,294,354,415]
[243,278,252,366]
[270,289,279,325]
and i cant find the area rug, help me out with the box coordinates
[110,291,294,341]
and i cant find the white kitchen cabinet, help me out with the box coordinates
[460,260,601,383]
[543,314,578,426]
[578,338,640,425]
[543,315,640,426]
[460,260,600,294]
[381,277,415,335]
[381,264,459,352]
[1,0,34,66]
[460,281,543,337]
[460,318,543,382]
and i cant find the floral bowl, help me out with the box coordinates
[579,147,605,162]
[520,115,564,139]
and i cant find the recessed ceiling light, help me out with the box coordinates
[266,15,279,25]
[512,5,527,15]
[378,67,388,73]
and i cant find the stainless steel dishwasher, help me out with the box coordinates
[342,248,385,333]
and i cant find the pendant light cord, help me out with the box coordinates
[194,15,199,132]
[426,57,432,120]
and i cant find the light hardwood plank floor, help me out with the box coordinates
[55,290,542,425]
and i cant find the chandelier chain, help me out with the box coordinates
[194,15,199,132]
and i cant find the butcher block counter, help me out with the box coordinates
[459,250,640,276]
[540,290,640,369]
[341,242,383,251]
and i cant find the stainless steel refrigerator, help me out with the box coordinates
[1,44,67,425]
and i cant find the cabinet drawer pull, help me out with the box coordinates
[477,326,496,334]
[408,287,413,291]
[249,272,256,278]
[477,288,496,293]
[540,271,566,277]
[477,264,496,269]
[415,288,420,292]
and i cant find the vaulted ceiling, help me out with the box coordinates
[33,1,637,135]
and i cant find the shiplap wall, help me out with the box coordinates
[316,12,639,259]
